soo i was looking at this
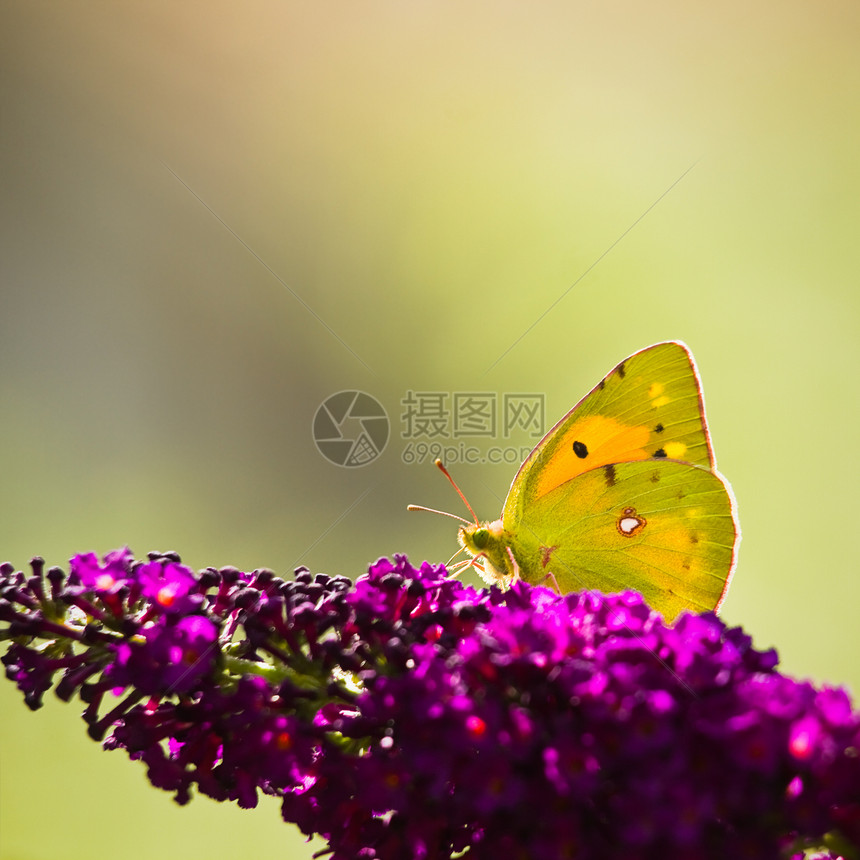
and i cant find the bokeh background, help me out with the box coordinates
[2,3,858,858]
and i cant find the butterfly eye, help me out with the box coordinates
[572,441,588,459]
[472,528,489,550]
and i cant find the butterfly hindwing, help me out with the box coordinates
[510,458,738,619]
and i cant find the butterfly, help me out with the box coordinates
[415,342,739,622]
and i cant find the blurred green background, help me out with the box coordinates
[2,3,858,858]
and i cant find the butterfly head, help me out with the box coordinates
[408,459,517,586]
[458,519,511,585]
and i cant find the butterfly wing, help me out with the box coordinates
[497,341,738,618]
[503,341,717,525]
[509,459,738,620]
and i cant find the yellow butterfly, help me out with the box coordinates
[418,342,739,622]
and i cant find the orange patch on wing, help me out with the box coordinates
[532,415,651,498]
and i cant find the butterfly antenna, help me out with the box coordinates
[433,459,480,525]
[406,504,472,525]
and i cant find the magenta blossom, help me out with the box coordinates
[1,550,858,859]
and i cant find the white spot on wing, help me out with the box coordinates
[617,507,646,537]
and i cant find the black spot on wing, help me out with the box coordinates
[653,448,667,458]
[603,464,617,487]
[617,362,626,379]
[573,441,588,459]
[655,423,664,433]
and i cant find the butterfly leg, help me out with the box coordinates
[542,570,562,595]
[534,544,562,593]
[505,546,521,586]
[446,557,479,579]
[531,569,563,595]
[444,545,468,576]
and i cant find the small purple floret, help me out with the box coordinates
[107,614,218,695]
[71,547,134,593]
[136,560,203,615]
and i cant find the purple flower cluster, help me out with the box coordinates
[2,550,859,859]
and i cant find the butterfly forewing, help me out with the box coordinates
[503,342,716,524]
